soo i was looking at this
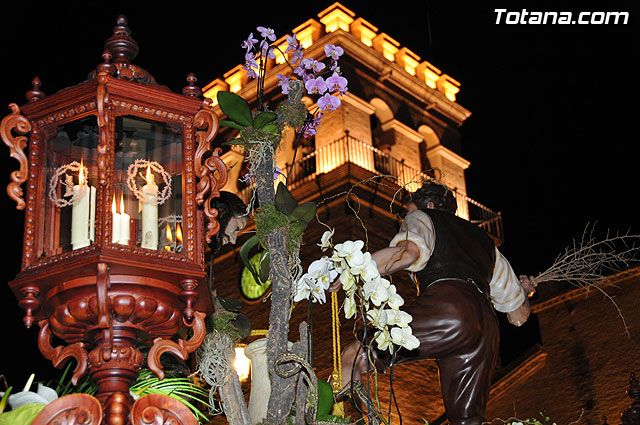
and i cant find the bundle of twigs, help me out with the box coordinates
[531,224,640,336]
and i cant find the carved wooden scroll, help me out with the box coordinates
[131,393,199,425]
[31,393,102,425]
[194,104,227,243]
[146,311,206,380]
[38,320,89,385]
[96,72,110,186]
[0,103,31,210]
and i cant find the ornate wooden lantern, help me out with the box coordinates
[1,15,226,425]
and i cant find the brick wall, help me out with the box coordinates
[486,270,640,425]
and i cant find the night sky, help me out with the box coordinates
[0,1,637,388]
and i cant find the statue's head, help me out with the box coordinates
[407,182,457,214]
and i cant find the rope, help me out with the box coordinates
[249,329,269,337]
[331,292,342,387]
[330,291,345,417]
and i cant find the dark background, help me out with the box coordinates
[1,1,637,388]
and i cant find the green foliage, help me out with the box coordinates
[253,111,277,129]
[316,379,334,416]
[239,183,317,282]
[217,91,253,127]
[130,369,211,424]
[0,387,11,414]
[0,403,44,425]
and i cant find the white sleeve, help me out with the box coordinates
[489,247,526,313]
[388,210,435,272]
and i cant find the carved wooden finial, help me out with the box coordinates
[25,77,46,102]
[182,73,202,97]
[104,14,139,65]
[96,50,117,76]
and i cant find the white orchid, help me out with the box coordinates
[293,273,313,302]
[310,279,328,304]
[363,276,391,307]
[391,326,420,350]
[385,309,412,328]
[366,307,388,330]
[374,328,393,352]
[344,292,357,319]
[301,234,417,354]
[339,269,356,294]
[386,284,405,310]
[349,252,379,283]
[308,256,338,288]
[333,240,365,267]
[318,229,334,251]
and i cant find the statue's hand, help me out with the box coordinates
[507,298,531,327]
[519,275,536,297]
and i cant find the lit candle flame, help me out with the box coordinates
[166,222,173,243]
[176,223,183,244]
[79,158,85,186]
[144,165,154,185]
[120,194,126,215]
[112,194,117,214]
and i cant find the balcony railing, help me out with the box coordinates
[240,133,503,242]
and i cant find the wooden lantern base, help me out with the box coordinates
[22,262,208,425]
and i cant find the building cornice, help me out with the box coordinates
[427,145,471,169]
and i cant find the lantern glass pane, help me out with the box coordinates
[114,115,183,253]
[43,115,99,257]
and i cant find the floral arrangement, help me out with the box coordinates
[217,26,348,153]
[294,230,419,353]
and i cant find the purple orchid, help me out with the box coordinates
[302,113,323,138]
[324,44,344,60]
[242,32,259,51]
[318,93,341,111]
[305,76,327,95]
[326,72,348,95]
[243,51,259,79]
[301,58,326,73]
[256,26,276,42]
[285,34,299,53]
[277,74,290,94]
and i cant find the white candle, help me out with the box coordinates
[71,164,91,250]
[89,186,96,243]
[119,195,130,245]
[141,166,158,250]
[112,195,121,244]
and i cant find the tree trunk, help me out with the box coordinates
[253,155,297,424]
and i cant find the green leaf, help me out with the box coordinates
[217,91,253,127]
[289,202,317,225]
[0,386,11,414]
[253,111,277,129]
[239,235,263,285]
[218,297,244,312]
[317,379,335,416]
[262,123,280,134]
[258,251,270,284]
[230,312,252,339]
[288,220,307,237]
[275,182,299,215]
[0,403,45,425]
[219,119,245,130]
